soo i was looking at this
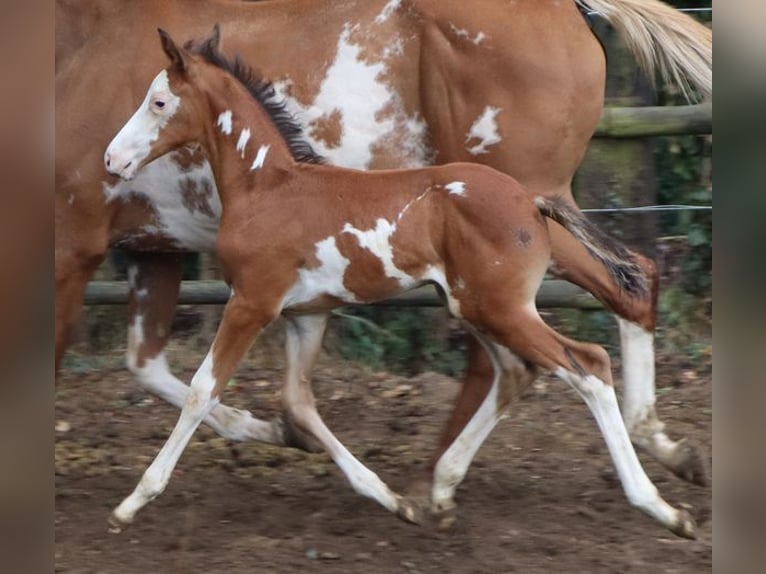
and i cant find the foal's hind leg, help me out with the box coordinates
[495,312,696,538]
[547,218,708,486]
[123,252,284,445]
[427,329,536,529]
[281,314,414,522]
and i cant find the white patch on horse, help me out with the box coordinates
[421,265,462,318]
[375,0,403,24]
[446,181,466,196]
[250,145,270,171]
[236,128,251,158]
[217,110,233,135]
[282,237,358,308]
[102,152,221,251]
[449,24,488,46]
[273,27,430,169]
[104,70,181,179]
[465,106,502,155]
[397,188,431,222]
[342,219,416,288]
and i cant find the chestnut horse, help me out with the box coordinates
[104,28,696,538]
[56,0,712,501]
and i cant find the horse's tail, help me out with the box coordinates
[534,197,649,298]
[576,0,712,100]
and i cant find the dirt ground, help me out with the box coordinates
[55,332,712,573]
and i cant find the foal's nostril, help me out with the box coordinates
[106,155,111,168]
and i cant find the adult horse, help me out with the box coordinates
[55,0,712,511]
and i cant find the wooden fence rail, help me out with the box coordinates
[85,280,603,310]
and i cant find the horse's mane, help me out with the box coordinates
[188,36,324,165]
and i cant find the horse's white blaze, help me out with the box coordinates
[236,128,251,158]
[342,219,416,288]
[217,110,233,135]
[105,70,181,179]
[250,145,270,170]
[465,106,502,155]
[103,152,221,251]
[274,26,429,169]
[375,0,403,24]
[282,237,358,308]
[446,181,466,196]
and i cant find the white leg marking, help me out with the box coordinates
[554,368,683,529]
[618,319,680,456]
[112,352,220,524]
[432,338,515,509]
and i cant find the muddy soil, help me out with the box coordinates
[56,343,711,573]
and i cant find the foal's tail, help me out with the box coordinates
[534,197,649,298]
[576,0,712,100]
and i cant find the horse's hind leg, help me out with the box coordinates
[546,217,709,486]
[427,329,536,530]
[281,314,412,521]
[124,252,283,445]
[495,311,696,538]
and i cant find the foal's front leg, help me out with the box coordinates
[281,314,418,523]
[109,295,274,531]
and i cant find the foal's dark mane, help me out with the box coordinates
[189,37,324,165]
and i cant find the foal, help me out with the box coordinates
[104,29,695,538]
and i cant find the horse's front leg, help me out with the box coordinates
[109,294,276,531]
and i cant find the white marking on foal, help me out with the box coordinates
[217,110,233,135]
[342,219,416,287]
[250,145,270,171]
[282,237,358,308]
[236,128,251,158]
[445,181,466,196]
[553,367,683,529]
[105,70,181,179]
[375,0,402,24]
[465,106,502,155]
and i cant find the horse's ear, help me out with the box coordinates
[209,23,222,52]
[158,28,187,73]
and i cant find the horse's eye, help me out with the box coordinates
[154,100,166,110]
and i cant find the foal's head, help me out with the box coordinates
[104,26,225,180]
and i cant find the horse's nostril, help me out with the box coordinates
[106,157,111,168]
[125,161,132,169]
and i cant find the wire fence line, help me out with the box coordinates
[582,204,711,214]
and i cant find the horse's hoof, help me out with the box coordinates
[396,496,426,525]
[431,501,457,531]
[107,511,130,534]
[668,439,709,487]
[669,509,697,540]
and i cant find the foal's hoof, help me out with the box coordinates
[107,512,131,535]
[669,509,697,540]
[431,500,458,531]
[667,439,710,487]
[277,417,324,453]
[395,496,426,525]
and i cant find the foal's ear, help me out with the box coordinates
[208,23,222,52]
[158,28,187,73]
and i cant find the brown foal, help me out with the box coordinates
[103,29,696,538]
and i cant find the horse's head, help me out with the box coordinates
[104,25,222,180]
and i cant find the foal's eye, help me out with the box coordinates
[153,100,166,110]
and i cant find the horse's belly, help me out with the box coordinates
[105,152,221,252]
